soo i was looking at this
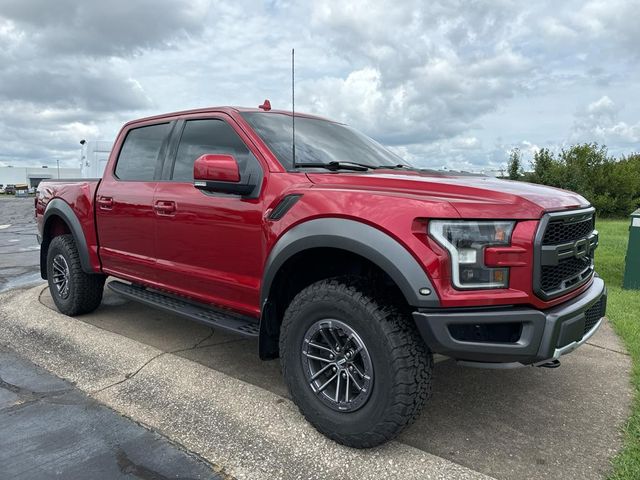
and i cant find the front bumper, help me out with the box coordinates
[413,277,607,367]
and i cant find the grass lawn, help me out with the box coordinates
[596,219,640,479]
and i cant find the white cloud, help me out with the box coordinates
[571,96,640,146]
[0,0,638,169]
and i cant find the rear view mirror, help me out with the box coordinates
[193,154,255,195]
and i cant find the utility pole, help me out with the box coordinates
[57,159,60,179]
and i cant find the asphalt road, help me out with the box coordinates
[0,197,42,292]
[0,345,221,480]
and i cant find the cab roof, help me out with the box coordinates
[123,106,335,128]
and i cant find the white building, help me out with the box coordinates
[0,166,82,189]
[80,140,112,178]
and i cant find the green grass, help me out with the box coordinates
[596,220,640,479]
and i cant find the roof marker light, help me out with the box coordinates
[259,99,271,111]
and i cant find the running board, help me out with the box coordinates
[108,281,259,338]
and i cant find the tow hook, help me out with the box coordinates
[537,359,561,368]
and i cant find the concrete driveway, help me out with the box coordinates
[0,196,633,479]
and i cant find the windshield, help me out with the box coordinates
[241,112,412,170]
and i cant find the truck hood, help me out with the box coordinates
[306,170,590,219]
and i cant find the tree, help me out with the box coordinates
[531,148,557,185]
[507,148,522,180]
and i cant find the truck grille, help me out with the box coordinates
[534,209,597,300]
[541,257,592,292]
[583,297,605,336]
[542,216,594,245]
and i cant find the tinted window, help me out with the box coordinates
[241,112,410,170]
[115,123,170,181]
[172,119,254,182]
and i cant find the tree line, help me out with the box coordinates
[505,143,640,217]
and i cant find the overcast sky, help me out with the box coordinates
[0,0,638,171]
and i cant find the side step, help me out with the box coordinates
[108,281,259,338]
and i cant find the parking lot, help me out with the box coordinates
[0,196,634,479]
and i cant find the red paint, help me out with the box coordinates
[258,99,271,111]
[35,106,596,318]
[194,154,240,183]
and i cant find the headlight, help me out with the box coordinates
[429,220,515,289]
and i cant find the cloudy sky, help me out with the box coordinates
[1,0,638,171]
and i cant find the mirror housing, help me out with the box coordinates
[193,154,255,196]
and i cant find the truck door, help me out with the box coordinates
[96,121,173,283]
[153,116,265,317]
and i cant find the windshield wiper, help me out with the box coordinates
[378,164,412,170]
[294,161,375,171]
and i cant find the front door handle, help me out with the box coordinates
[98,196,113,210]
[154,200,176,215]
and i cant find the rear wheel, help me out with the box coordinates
[280,277,432,448]
[47,234,105,316]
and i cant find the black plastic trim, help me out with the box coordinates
[413,276,606,365]
[268,194,302,220]
[533,207,596,300]
[40,198,94,278]
[109,281,259,337]
[260,218,439,309]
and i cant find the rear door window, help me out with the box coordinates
[115,123,171,181]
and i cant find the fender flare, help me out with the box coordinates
[41,199,94,276]
[261,218,439,309]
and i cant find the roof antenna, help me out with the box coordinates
[292,48,297,168]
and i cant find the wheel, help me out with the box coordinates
[47,234,105,316]
[279,277,432,448]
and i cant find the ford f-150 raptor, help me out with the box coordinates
[36,104,606,448]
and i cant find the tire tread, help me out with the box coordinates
[280,276,432,448]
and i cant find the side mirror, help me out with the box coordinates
[193,154,255,195]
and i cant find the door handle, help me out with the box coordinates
[98,196,113,210]
[154,200,176,215]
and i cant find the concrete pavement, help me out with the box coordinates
[0,284,632,479]
[1,286,494,480]
[40,286,634,479]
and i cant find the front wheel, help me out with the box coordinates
[47,234,105,316]
[279,277,433,448]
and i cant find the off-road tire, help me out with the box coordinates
[47,234,105,316]
[280,276,432,448]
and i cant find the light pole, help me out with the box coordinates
[57,159,60,179]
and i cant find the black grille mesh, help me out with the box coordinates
[541,257,592,292]
[542,217,594,245]
[583,297,605,336]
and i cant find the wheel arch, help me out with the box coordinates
[258,218,438,359]
[40,199,93,279]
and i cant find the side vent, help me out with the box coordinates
[268,194,302,220]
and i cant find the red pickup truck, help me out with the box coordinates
[36,105,606,448]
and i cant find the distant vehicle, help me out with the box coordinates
[4,184,16,195]
[36,105,606,448]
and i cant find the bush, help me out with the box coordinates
[509,144,640,218]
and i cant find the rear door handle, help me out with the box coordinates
[154,200,176,215]
[97,196,113,210]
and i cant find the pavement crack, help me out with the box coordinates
[91,352,166,395]
[585,341,630,356]
[91,330,218,395]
